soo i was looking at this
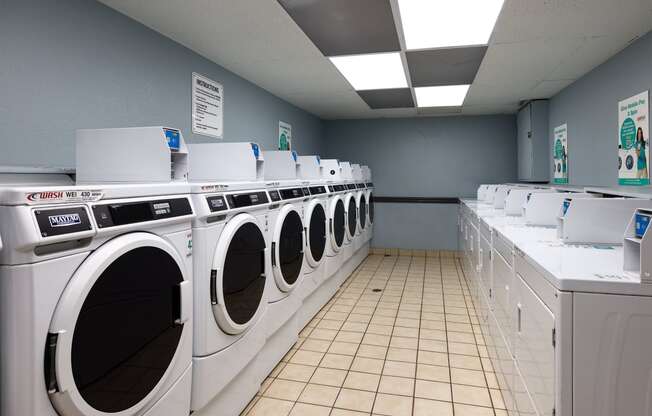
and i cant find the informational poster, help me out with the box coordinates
[192,73,223,139]
[618,91,649,185]
[553,123,568,184]
[279,121,292,151]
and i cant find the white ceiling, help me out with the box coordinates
[99,0,652,119]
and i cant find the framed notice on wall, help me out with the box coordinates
[279,121,292,150]
[553,124,568,184]
[618,91,649,186]
[192,73,224,139]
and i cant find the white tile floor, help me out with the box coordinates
[242,252,506,416]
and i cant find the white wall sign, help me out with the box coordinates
[618,91,649,185]
[553,123,568,184]
[192,73,223,139]
[279,121,292,150]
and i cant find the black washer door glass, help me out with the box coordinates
[309,204,326,262]
[348,197,357,235]
[359,195,367,230]
[279,210,304,285]
[370,193,374,223]
[223,222,266,325]
[334,200,345,247]
[70,247,183,413]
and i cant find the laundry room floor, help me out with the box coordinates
[242,252,506,416]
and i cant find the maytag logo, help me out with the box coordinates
[49,213,81,227]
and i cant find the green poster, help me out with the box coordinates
[553,124,568,184]
[279,121,292,151]
[618,91,649,186]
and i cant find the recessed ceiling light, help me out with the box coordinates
[398,0,504,50]
[329,53,408,91]
[415,85,470,107]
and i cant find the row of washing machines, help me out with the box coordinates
[0,127,375,416]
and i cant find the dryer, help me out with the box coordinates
[0,127,195,416]
[185,142,272,415]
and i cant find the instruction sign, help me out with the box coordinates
[553,123,568,184]
[192,73,223,139]
[279,121,292,150]
[618,91,649,185]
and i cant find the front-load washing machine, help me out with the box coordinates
[255,150,306,381]
[0,179,195,416]
[351,164,367,254]
[185,141,272,416]
[361,165,374,245]
[339,162,358,283]
[295,155,329,329]
[320,159,347,283]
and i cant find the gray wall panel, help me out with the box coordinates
[0,0,324,168]
[324,115,517,249]
[548,31,652,186]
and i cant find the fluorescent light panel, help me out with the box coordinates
[329,53,408,91]
[415,85,470,107]
[398,0,504,50]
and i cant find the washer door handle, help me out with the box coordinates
[175,280,192,325]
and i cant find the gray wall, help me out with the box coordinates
[324,116,517,249]
[548,31,652,186]
[0,0,324,168]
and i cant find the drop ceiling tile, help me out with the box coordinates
[277,0,400,56]
[528,79,575,98]
[406,46,488,87]
[357,88,415,109]
[417,106,463,116]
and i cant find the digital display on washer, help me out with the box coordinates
[332,185,346,192]
[309,186,326,195]
[356,183,366,189]
[93,198,192,228]
[366,182,374,188]
[280,188,304,200]
[225,192,269,208]
[268,190,281,202]
[206,196,228,212]
[347,184,357,190]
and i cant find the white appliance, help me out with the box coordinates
[0,174,194,416]
[320,159,347,283]
[338,162,358,282]
[256,150,307,381]
[295,155,329,330]
[351,164,368,253]
[361,165,374,245]
[185,142,271,415]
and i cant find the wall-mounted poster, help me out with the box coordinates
[279,121,292,151]
[618,91,649,185]
[192,73,223,139]
[553,123,568,184]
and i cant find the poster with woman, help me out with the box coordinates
[553,123,568,184]
[618,91,649,185]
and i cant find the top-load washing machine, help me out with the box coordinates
[320,159,347,283]
[256,150,307,381]
[183,141,272,416]
[0,127,195,416]
[361,165,374,245]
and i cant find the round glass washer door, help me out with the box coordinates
[345,193,357,241]
[272,204,304,292]
[368,191,374,225]
[46,232,190,416]
[211,213,267,335]
[329,197,345,252]
[305,199,326,268]
[359,194,367,230]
